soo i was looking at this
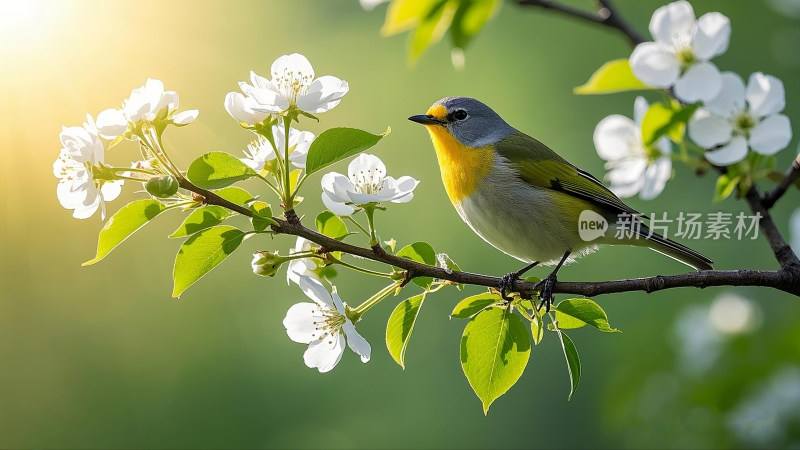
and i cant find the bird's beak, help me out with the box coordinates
[408,114,445,126]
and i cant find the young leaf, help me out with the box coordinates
[250,201,277,232]
[187,152,257,189]
[437,252,464,289]
[714,173,740,202]
[450,292,501,319]
[450,0,500,51]
[381,0,439,36]
[574,59,649,95]
[169,206,230,238]
[556,329,581,401]
[385,293,426,369]
[304,127,390,176]
[531,308,544,345]
[83,199,167,266]
[409,0,453,63]
[641,101,699,146]
[316,211,349,240]
[460,307,531,415]
[396,241,437,289]
[554,298,620,332]
[172,225,246,298]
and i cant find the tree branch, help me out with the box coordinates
[745,185,800,269]
[516,0,645,46]
[174,178,800,298]
[762,153,800,209]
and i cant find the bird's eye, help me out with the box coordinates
[453,110,468,121]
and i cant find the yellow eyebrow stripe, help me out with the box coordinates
[426,104,447,120]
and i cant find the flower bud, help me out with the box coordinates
[146,175,179,198]
[252,251,285,277]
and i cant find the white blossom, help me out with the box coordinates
[53,118,122,219]
[359,0,388,10]
[688,72,792,166]
[630,1,730,103]
[593,97,672,200]
[286,237,323,285]
[226,53,349,122]
[239,122,315,172]
[321,153,419,216]
[96,78,198,139]
[283,275,370,373]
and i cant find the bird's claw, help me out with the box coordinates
[499,272,517,302]
[536,273,557,312]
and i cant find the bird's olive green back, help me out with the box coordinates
[496,131,640,216]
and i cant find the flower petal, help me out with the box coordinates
[289,130,315,169]
[704,136,748,166]
[746,73,786,118]
[298,275,334,308]
[633,96,649,125]
[692,12,730,60]
[95,109,128,139]
[272,53,315,84]
[703,72,746,117]
[674,61,722,103]
[100,180,122,202]
[630,42,680,88]
[321,172,354,203]
[283,302,323,344]
[342,321,371,363]
[688,108,733,148]
[639,157,672,200]
[322,192,357,216]
[172,109,199,125]
[608,158,647,185]
[303,334,345,373]
[225,92,269,124]
[297,76,350,114]
[593,115,641,161]
[649,0,696,45]
[347,153,386,181]
[749,114,792,155]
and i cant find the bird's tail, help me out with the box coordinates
[635,224,713,271]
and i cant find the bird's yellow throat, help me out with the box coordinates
[424,125,494,205]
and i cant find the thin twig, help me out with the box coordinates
[516,0,645,46]
[762,154,800,209]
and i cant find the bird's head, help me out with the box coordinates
[408,97,514,148]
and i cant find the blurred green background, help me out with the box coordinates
[1,0,799,448]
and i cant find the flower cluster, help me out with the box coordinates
[595,0,793,199]
[53,79,197,219]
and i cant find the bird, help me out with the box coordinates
[408,97,712,308]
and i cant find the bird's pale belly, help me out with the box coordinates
[453,167,598,266]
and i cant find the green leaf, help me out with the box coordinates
[187,152,257,189]
[316,211,349,240]
[385,293,426,369]
[714,173,741,202]
[396,241,437,289]
[460,307,531,415]
[450,292,501,319]
[531,308,544,345]
[83,199,167,266]
[556,329,581,401]
[641,101,699,146]
[381,0,440,35]
[554,298,620,332]
[450,0,500,50]
[409,0,453,63]
[215,186,255,205]
[574,59,649,95]
[172,225,246,298]
[169,206,230,238]
[250,201,277,232]
[304,127,390,176]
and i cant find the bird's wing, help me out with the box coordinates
[496,131,640,215]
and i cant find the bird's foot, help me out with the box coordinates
[536,272,558,312]
[499,272,518,302]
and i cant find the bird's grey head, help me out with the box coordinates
[408,97,515,147]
